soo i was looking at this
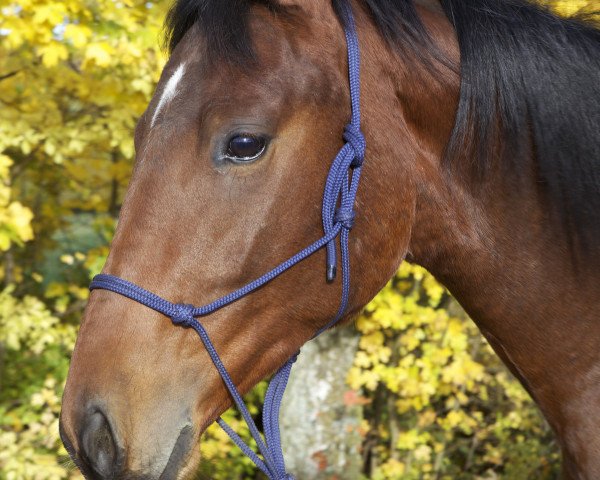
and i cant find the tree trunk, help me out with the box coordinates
[281,325,363,479]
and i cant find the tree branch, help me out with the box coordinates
[0,70,20,82]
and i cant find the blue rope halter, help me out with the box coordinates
[89,3,364,478]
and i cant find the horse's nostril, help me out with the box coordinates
[81,410,119,478]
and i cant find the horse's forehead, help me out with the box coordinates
[157,30,282,98]
[143,11,341,141]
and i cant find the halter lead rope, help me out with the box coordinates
[90,3,364,478]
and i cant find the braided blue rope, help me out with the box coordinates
[89,3,364,478]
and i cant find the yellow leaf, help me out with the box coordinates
[38,43,69,68]
[84,42,115,68]
[553,0,590,16]
[64,24,92,48]
[6,202,34,243]
[32,4,67,25]
[0,232,10,251]
[0,155,13,179]
[60,254,74,265]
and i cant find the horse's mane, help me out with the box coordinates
[165,0,600,259]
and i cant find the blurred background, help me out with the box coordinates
[0,0,596,478]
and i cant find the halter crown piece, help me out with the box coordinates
[90,3,364,478]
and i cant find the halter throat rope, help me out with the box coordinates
[89,4,364,479]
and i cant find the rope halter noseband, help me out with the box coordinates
[89,3,364,478]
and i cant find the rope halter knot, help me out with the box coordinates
[171,303,196,327]
[334,208,356,230]
[343,123,366,167]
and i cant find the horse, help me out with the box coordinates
[59,0,600,478]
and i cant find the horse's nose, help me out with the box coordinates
[80,410,123,478]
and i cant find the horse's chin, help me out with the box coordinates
[170,447,202,480]
[157,425,202,480]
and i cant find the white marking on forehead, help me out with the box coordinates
[151,63,186,127]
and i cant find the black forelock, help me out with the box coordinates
[164,0,289,61]
[165,0,600,261]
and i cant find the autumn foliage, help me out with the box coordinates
[0,0,595,478]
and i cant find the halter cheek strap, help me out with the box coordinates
[90,2,364,478]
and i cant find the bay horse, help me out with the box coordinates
[60,0,600,478]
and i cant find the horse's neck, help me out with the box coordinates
[359,7,600,477]
[410,160,600,476]
[412,166,600,378]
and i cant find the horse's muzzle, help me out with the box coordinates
[60,401,196,480]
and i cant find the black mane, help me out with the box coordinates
[165,0,600,260]
[436,1,600,260]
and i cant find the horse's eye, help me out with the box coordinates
[225,135,266,162]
